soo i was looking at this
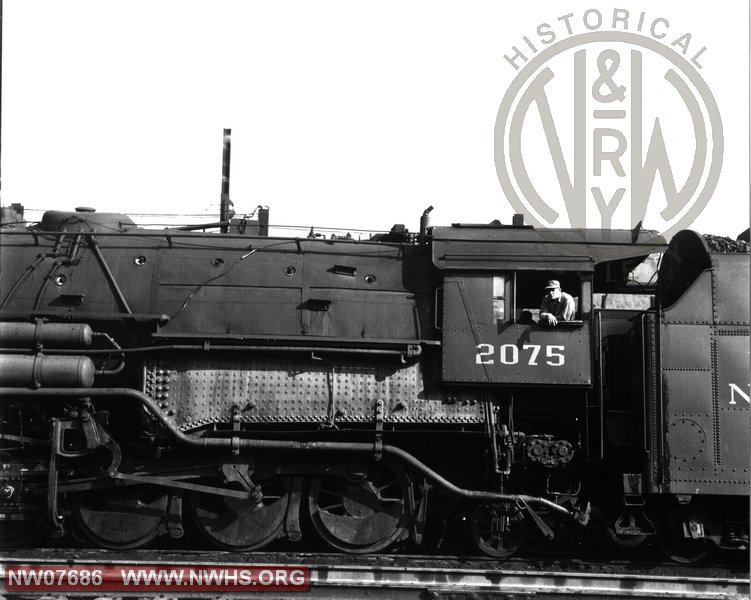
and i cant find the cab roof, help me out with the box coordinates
[431,225,666,271]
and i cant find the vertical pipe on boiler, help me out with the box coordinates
[220,129,232,234]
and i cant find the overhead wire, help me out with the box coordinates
[17,208,391,236]
[168,239,297,321]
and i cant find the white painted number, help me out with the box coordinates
[500,344,518,364]
[475,343,494,364]
[546,345,565,366]
[522,344,540,365]
[474,344,566,366]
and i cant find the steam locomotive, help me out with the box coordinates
[0,202,748,563]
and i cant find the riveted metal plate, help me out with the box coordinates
[659,324,711,370]
[144,353,484,430]
[715,331,750,489]
[716,332,751,406]
[662,368,715,490]
[663,370,713,419]
[662,270,713,324]
[660,323,750,495]
[714,255,751,326]
[442,274,592,385]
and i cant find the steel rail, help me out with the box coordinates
[1,554,747,599]
[309,564,747,599]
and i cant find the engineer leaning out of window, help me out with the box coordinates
[539,280,575,326]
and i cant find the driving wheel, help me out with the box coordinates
[190,477,289,551]
[73,487,170,549]
[308,459,410,554]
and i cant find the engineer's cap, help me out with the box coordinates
[545,280,561,290]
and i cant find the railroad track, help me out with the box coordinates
[1,550,748,599]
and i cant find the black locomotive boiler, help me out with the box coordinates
[0,205,748,562]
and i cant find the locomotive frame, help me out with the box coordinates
[0,199,748,562]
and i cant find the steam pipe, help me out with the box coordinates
[174,221,233,232]
[89,239,133,314]
[220,129,232,234]
[0,343,422,357]
[420,205,434,237]
[0,255,47,309]
[0,386,571,519]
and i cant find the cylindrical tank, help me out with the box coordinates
[0,322,93,349]
[0,355,95,387]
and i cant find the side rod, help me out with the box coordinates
[0,386,572,520]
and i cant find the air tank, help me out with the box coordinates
[0,322,93,349]
[0,355,96,387]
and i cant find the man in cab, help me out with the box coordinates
[539,280,575,326]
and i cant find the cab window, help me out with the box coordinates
[492,275,506,323]
[513,272,589,323]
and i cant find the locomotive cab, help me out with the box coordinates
[441,270,593,386]
[432,224,594,386]
[431,223,669,531]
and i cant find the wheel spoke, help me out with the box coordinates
[309,459,410,554]
[191,477,289,551]
[373,480,398,494]
[377,495,403,503]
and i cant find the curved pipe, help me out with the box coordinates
[0,255,48,309]
[0,386,571,519]
[92,332,125,376]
